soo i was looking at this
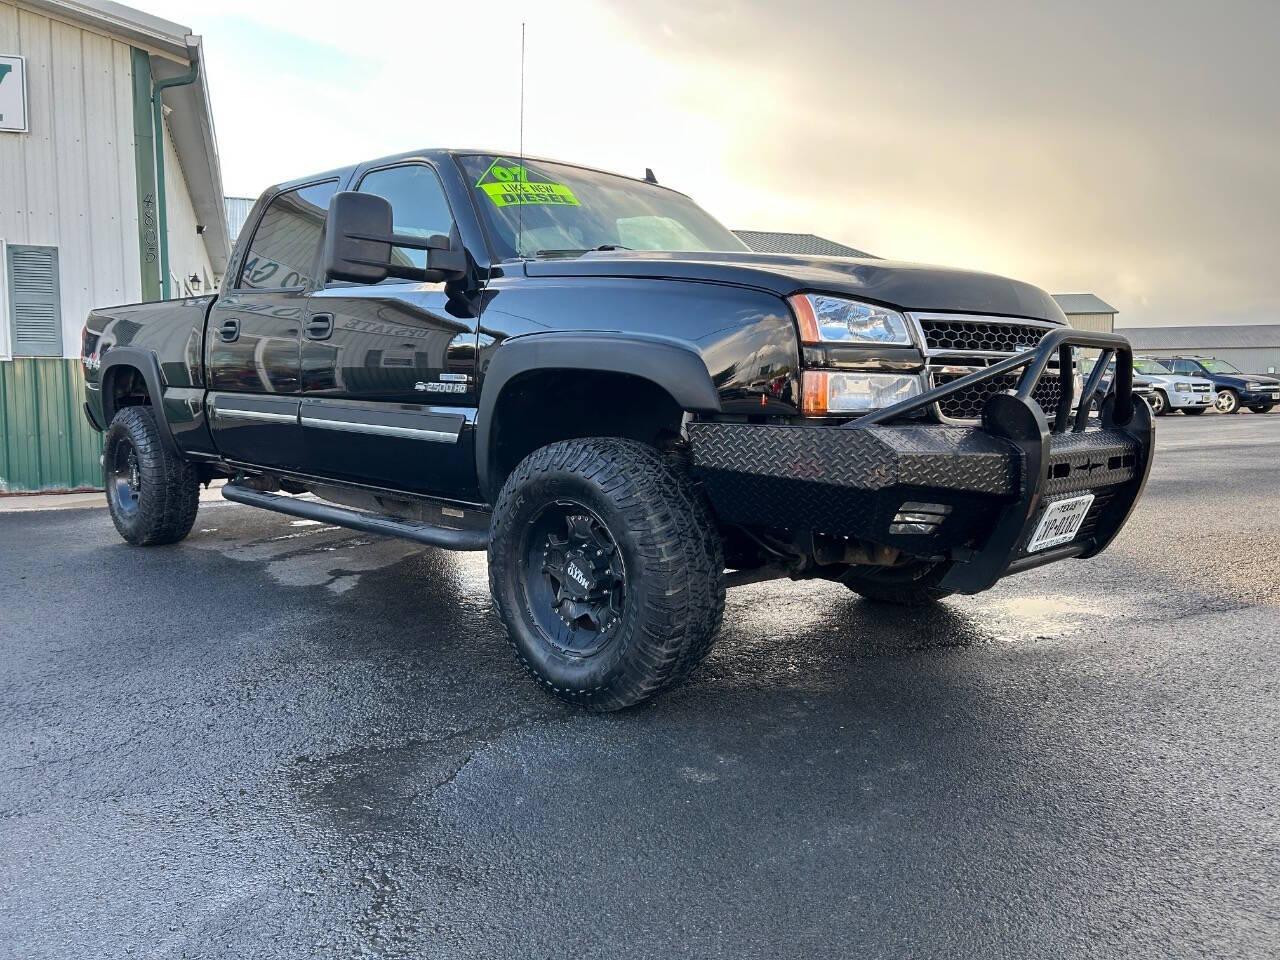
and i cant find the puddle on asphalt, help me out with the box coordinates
[187,519,427,594]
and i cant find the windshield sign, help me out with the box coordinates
[458,154,749,260]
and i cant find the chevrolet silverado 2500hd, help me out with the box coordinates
[81,149,1153,710]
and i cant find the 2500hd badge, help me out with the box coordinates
[80,149,1153,711]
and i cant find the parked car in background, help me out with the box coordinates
[1082,358,1154,412]
[1133,358,1214,416]
[1164,356,1280,414]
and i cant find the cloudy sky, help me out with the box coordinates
[150,0,1278,327]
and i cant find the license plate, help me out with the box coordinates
[1272,393,1279,400]
[1027,494,1095,553]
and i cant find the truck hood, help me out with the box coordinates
[524,250,1069,323]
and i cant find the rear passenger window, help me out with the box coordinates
[357,165,454,271]
[238,180,338,290]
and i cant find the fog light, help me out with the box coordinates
[890,501,952,535]
[802,371,923,416]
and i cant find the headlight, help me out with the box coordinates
[789,294,913,346]
[1247,382,1263,391]
[802,371,923,415]
[1175,381,1192,391]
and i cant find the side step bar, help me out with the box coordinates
[221,484,488,551]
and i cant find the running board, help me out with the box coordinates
[221,484,488,551]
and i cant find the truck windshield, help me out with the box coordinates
[1134,359,1173,375]
[1195,358,1242,374]
[457,154,749,260]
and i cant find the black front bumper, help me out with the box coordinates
[690,328,1154,595]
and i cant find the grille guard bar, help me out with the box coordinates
[847,327,1151,593]
[849,327,1135,432]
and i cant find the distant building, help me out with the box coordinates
[1117,324,1280,375]
[0,0,227,492]
[733,230,876,259]
[225,195,256,244]
[1052,293,1117,334]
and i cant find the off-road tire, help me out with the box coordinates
[843,560,954,608]
[1249,404,1274,414]
[1182,407,1206,415]
[103,406,200,546]
[488,438,725,711]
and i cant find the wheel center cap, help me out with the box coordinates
[561,550,599,599]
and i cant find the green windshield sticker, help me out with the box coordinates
[475,158,580,208]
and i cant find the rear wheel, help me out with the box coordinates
[1150,390,1168,416]
[103,406,200,545]
[1215,389,1240,414]
[1182,407,1206,416]
[488,438,724,711]
[843,560,953,607]
[1249,404,1274,414]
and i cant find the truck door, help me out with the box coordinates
[298,162,479,498]
[205,180,338,469]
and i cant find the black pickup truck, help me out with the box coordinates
[81,149,1153,710]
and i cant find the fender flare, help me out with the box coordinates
[99,348,181,455]
[475,331,722,501]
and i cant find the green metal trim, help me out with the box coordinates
[152,55,201,301]
[0,359,103,493]
[130,47,161,302]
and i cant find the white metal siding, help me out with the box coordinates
[161,109,214,294]
[0,2,139,358]
[0,1,219,357]
[1064,312,1115,334]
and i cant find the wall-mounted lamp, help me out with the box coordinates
[189,274,201,289]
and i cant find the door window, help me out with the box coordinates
[356,165,454,271]
[237,180,338,291]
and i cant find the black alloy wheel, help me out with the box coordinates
[106,432,143,520]
[524,501,626,657]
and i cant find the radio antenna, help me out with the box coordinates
[517,21,526,257]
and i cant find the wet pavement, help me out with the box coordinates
[2,414,1278,958]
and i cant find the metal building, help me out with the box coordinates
[225,195,254,244]
[1116,324,1280,376]
[0,0,227,492]
[733,230,876,259]
[1051,293,1116,334]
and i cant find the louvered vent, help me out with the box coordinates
[7,245,62,357]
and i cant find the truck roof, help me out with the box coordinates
[266,148,674,198]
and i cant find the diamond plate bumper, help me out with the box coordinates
[690,327,1155,594]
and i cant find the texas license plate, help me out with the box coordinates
[1027,494,1095,552]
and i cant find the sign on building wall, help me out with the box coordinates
[0,54,28,133]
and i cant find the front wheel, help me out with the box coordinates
[488,438,725,711]
[1215,389,1240,414]
[1150,390,1169,416]
[1249,405,1274,414]
[103,406,200,545]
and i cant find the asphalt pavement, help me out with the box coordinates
[2,414,1278,959]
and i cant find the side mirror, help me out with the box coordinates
[321,191,467,286]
